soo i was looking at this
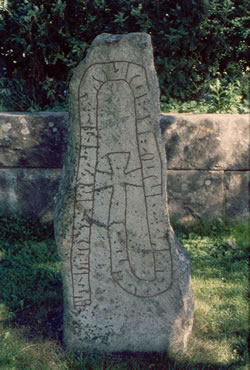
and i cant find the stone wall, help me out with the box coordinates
[161,114,249,223]
[0,112,249,223]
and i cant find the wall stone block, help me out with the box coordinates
[0,112,68,168]
[161,114,249,170]
[224,171,249,220]
[167,170,224,223]
[0,112,249,222]
[0,168,60,222]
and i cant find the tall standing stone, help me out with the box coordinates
[55,33,193,354]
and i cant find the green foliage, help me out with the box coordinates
[0,0,249,111]
[0,216,248,368]
[231,220,249,251]
[0,215,61,314]
[0,214,54,242]
[173,216,231,237]
[175,219,248,367]
[175,218,249,277]
[207,77,248,113]
[161,74,249,113]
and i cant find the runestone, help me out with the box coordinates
[55,33,193,354]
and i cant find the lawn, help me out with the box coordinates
[0,216,248,369]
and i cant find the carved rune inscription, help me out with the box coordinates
[71,62,173,307]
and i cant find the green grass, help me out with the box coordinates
[0,215,248,369]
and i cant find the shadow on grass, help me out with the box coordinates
[0,216,248,369]
[0,216,64,344]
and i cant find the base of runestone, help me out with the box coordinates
[54,33,193,354]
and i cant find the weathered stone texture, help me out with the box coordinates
[167,170,224,223]
[161,113,249,170]
[0,168,60,222]
[0,112,68,168]
[0,111,249,222]
[54,33,193,354]
[161,113,249,222]
[224,171,249,220]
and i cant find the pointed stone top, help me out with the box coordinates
[55,33,193,355]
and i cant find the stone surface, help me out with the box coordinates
[0,168,60,221]
[161,114,250,170]
[0,111,249,222]
[1,112,249,171]
[167,170,224,223]
[0,112,68,168]
[224,171,249,220]
[54,33,193,354]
